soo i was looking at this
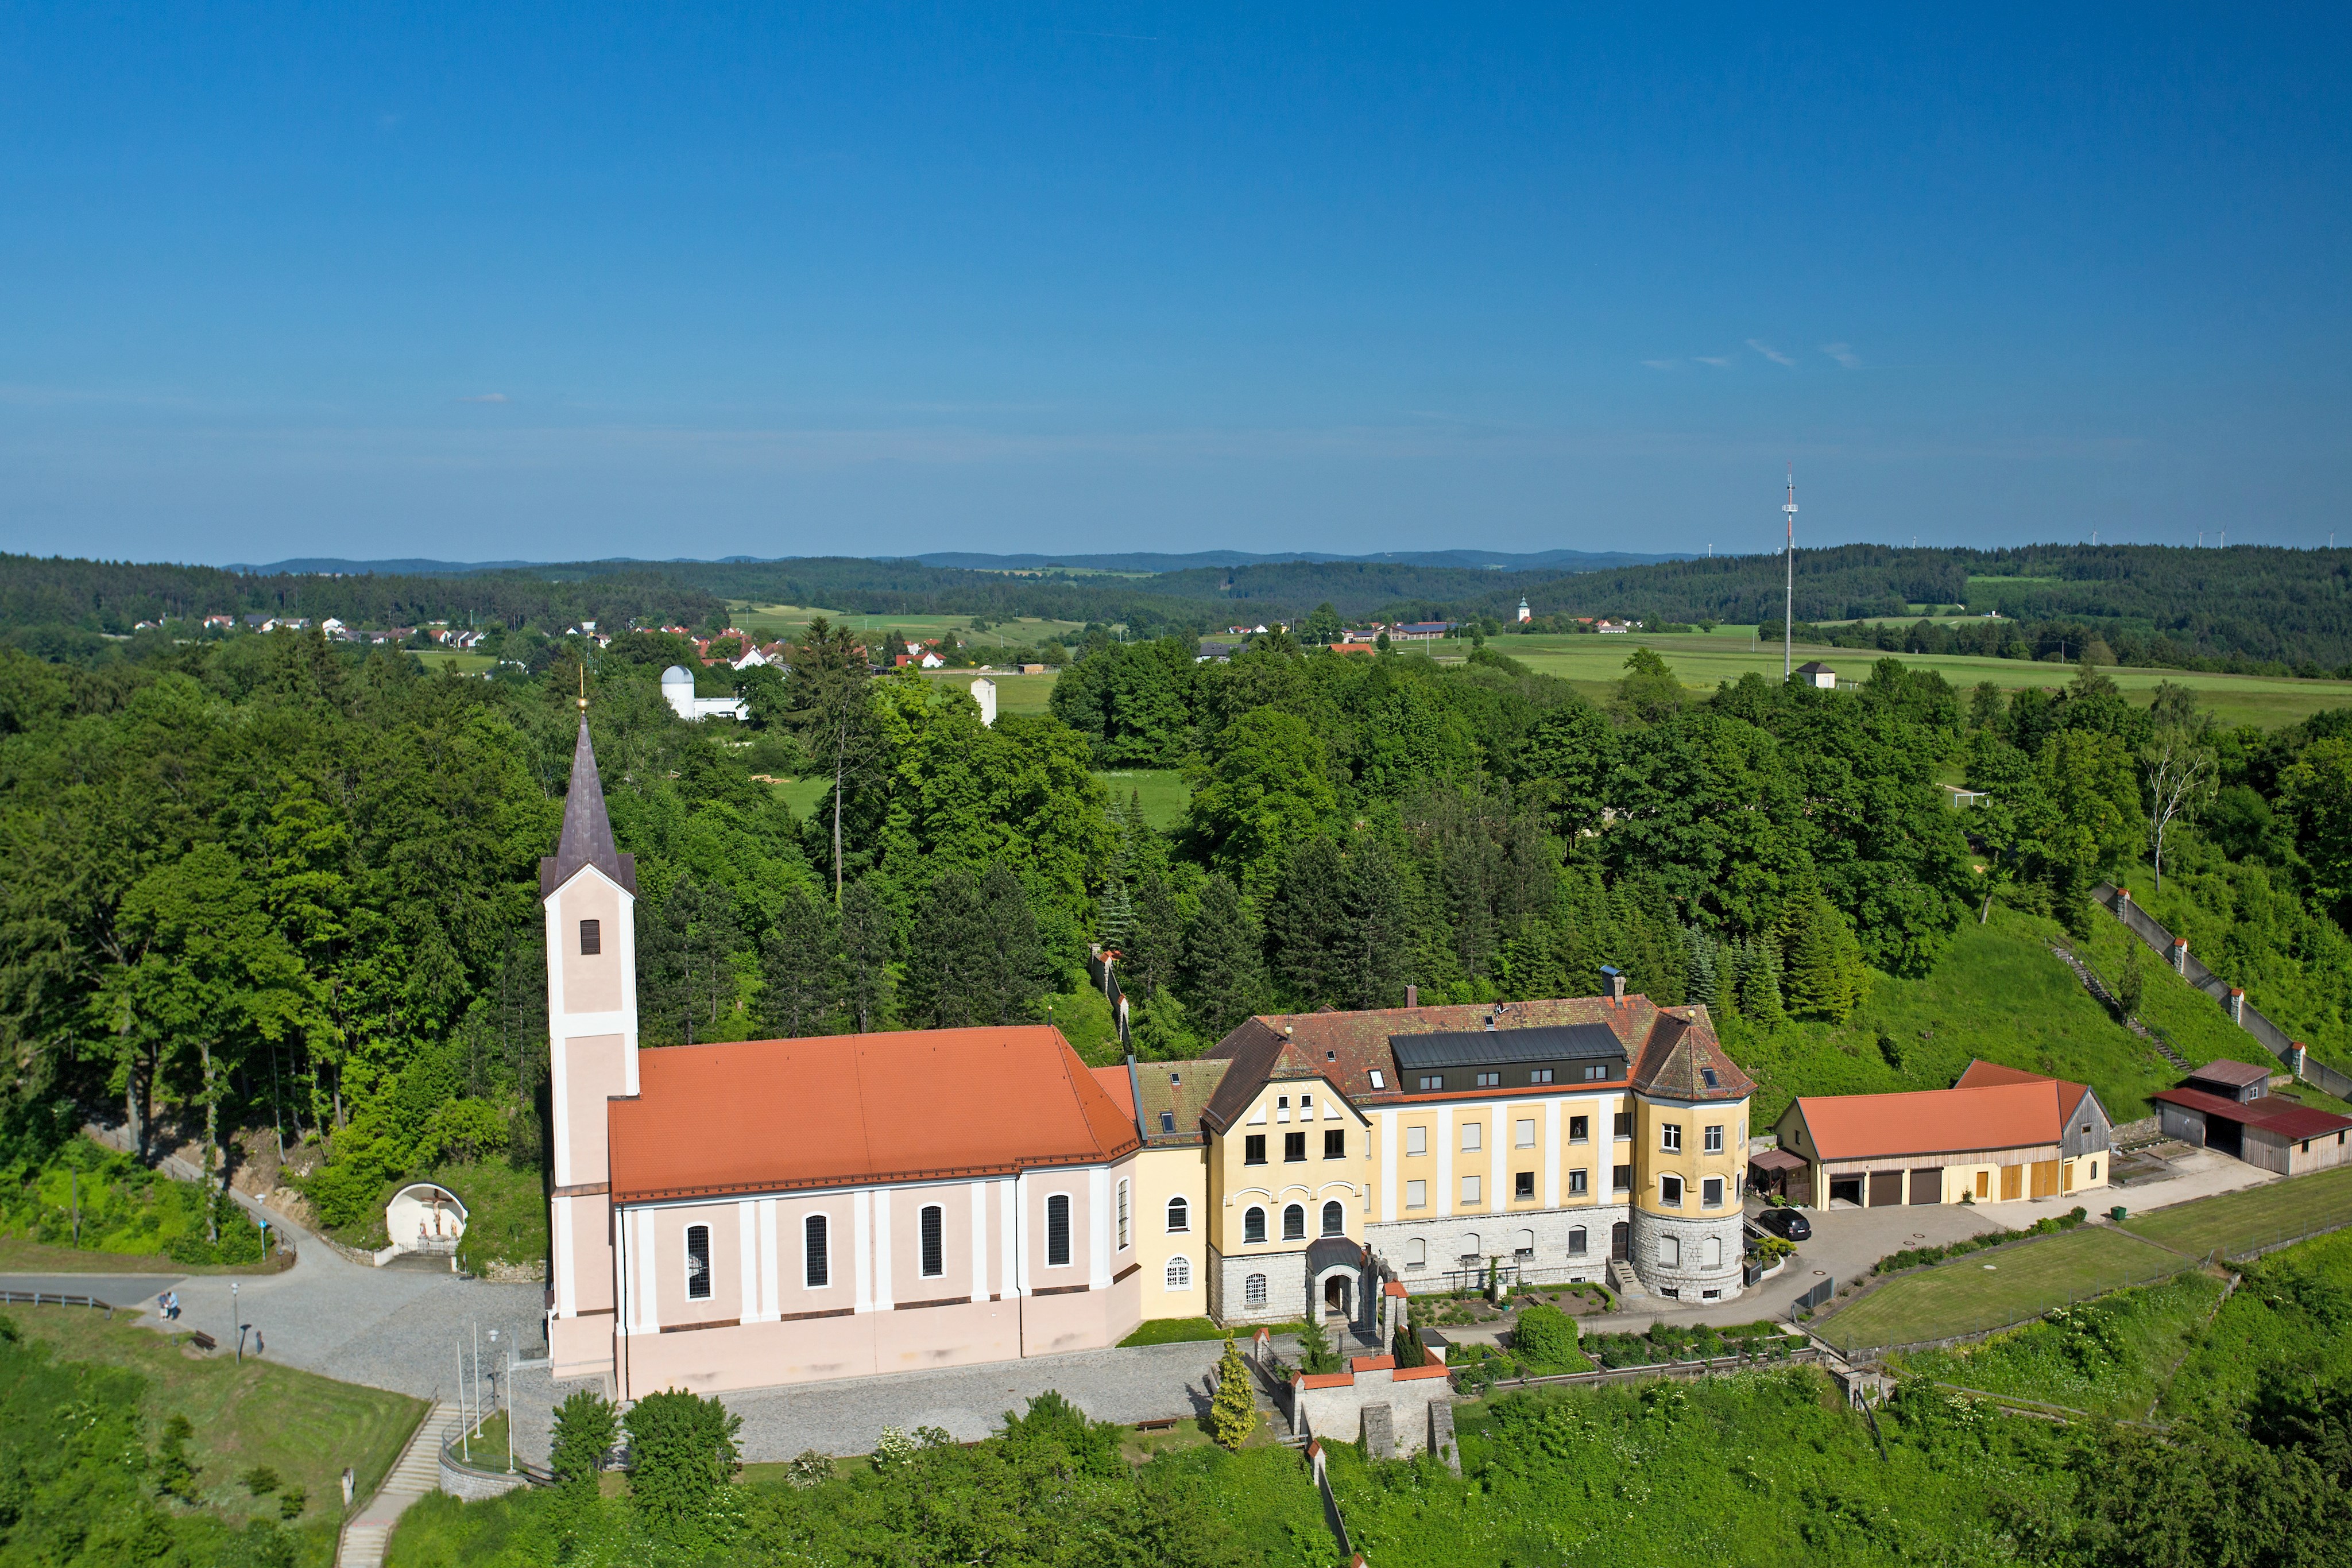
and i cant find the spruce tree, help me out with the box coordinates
[1209,1337,1259,1450]
[978,860,1051,1024]
[1684,924,1721,1006]
[1124,871,1181,1000]
[836,876,896,1033]
[1178,874,1268,1038]
[1738,934,1786,1025]
[1779,892,1864,1023]
[760,885,839,1038]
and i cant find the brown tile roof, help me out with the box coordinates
[1201,995,1750,1123]
[1088,1059,1231,1145]
[609,1027,1139,1203]
[2153,1086,2352,1141]
[2182,1058,2274,1090]
[1789,1080,2075,1162]
[1955,1058,2099,1124]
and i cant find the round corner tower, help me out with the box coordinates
[1626,1006,1754,1302]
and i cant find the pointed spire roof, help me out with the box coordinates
[540,718,636,897]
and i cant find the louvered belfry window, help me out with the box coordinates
[580,919,601,955]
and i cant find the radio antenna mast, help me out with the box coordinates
[1782,465,1798,679]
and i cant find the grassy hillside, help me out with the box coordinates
[1730,907,2212,1129]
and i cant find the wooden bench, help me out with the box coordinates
[187,1331,217,1353]
[1131,1417,1181,1433]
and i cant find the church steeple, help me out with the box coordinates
[540,718,636,896]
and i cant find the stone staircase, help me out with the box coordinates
[1606,1257,1647,1302]
[2051,943,2192,1070]
[338,1401,460,1568]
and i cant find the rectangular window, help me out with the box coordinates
[1660,1234,1680,1267]
[1418,1074,1444,1091]
[1300,1094,1313,1116]
[1514,1170,1535,1200]
[804,1214,830,1288]
[1283,1132,1306,1162]
[1160,1110,1175,1134]
[1612,1164,1632,1191]
[685,1224,711,1300]
[1406,1179,1427,1209]
[1568,1226,1588,1255]
[1569,1168,1588,1196]
[1046,1194,1071,1267]
[1404,1237,1426,1267]
[1245,1135,1267,1166]
[1324,1129,1345,1159]
[1475,1071,1500,1087]
[1405,1125,1428,1156]
[1368,1070,1386,1089]
[920,1205,944,1277]
[1661,1175,1684,1207]
[1568,1116,1589,1143]
[1584,1064,1608,1082]
[579,918,601,955]
[1704,1124,1724,1155]
[1613,1112,1632,1139]
[1461,1122,1482,1152]
[1117,1180,1130,1250]
[1702,1176,1724,1209]
[1661,1123,1682,1153]
[1515,1118,1536,1148]
[1529,1068,1554,1084]
[1460,1175,1482,1205]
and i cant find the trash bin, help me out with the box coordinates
[2109,1205,2128,1224]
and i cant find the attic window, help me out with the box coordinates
[1160,1110,1175,1133]
[1326,1050,1336,1061]
[1368,1070,1386,1089]
[1170,1071,1180,1084]
[1701,1068,1719,1089]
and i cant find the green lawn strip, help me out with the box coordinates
[1885,1268,2227,1418]
[5,1301,423,1528]
[1815,1224,2193,1355]
[1116,1315,1307,1347]
[1732,907,2181,1130]
[2073,917,2283,1075]
[2119,1166,2352,1260]
[1091,769,1191,830]
[2155,1228,2352,1419]
[0,1236,284,1277]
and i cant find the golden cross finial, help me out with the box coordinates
[577,664,587,713]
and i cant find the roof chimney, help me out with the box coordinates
[1600,965,1624,1003]
[1405,983,1417,1008]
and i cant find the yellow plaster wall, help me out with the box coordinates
[1631,1097,1750,1221]
[1208,1079,1367,1256]
[1128,1144,1210,1319]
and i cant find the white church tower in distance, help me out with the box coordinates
[543,709,639,1384]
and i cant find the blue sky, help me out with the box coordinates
[3,5,2347,564]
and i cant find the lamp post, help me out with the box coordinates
[230,1281,241,1364]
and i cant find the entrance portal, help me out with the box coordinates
[1610,1221,1630,1261]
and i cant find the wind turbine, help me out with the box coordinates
[1782,466,1798,679]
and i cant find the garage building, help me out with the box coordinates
[2152,1061,2352,1175]
[1770,1061,2114,1210]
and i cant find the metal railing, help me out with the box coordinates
[0,1288,114,1314]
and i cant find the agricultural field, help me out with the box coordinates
[404,649,498,676]
[726,603,1089,648]
[1485,626,2352,729]
[1812,1222,2195,1355]
[1093,768,1190,829]
[928,669,1057,715]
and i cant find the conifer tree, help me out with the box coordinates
[1178,874,1269,1037]
[1209,1337,1259,1450]
[1684,924,1722,1007]
[1737,934,1786,1025]
[759,885,839,1038]
[837,877,896,1033]
[1778,891,1866,1022]
[1124,871,1181,1000]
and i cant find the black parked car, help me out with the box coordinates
[1748,1207,1812,1242]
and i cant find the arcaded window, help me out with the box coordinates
[804,1214,829,1288]
[1321,1201,1344,1236]
[1166,1195,1189,1233]
[1165,1256,1191,1291]
[1704,1234,1722,1268]
[1244,1273,1268,1307]
[1404,1237,1426,1267]
[1244,1206,1267,1244]
[1046,1194,1071,1268]
[1661,1174,1684,1207]
[919,1205,944,1277]
[579,918,601,955]
[684,1224,711,1300]
[1514,1229,1534,1256]
[1282,1203,1306,1241]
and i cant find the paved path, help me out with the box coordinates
[338,1400,459,1568]
[0,1273,181,1306]
[718,1338,1232,1460]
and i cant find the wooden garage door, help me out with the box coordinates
[1868,1170,1905,1207]
[2000,1164,2022,1201]
[1909,1168,1943,1205]
[2030,1160,2061,1199]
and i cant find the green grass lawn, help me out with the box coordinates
[322,1159,547,1275]
[931,669,1058,714]
[2120,1166,2352,1260]
[0,1236,286,1277]
[1493,626,2352,729]
[1093,768,1190,829]
[1886,1268,2227,1416]
[1813,1224,2195,1355]
[1116,1315,1305,1347]
[6,1301,424,1529]
[405,651,498,676]
[1733,907,2187,1130]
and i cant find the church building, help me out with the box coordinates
[542,717,1755,1397]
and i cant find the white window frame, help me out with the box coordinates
[1405,1178,1428,1209]
[1461,1122,1482,1153]
[1661,1122,1682,1153]
[1515,1118,1536,1148]
[803,1212,831,1290]
[1405,1125,1428,1157]
[684,1222,712,1302]
[1660,1233,1681,1267]
[1165,1255,1192,1291]
[1661,1174,1684,1207]
[1704,1124,1724,1154]
[1044,1192,1074,1268]
[1116,1180,1130,1251]
[1404,1237,1427,1268]
[1569,1168,1588,1196]
[1461,1174,1482,1205]
[1568,1116,1589,1144]
[1166,1195,1190,1234]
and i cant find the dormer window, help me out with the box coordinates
[579,919,601,955]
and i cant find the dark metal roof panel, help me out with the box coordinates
[1390,1024,1627,1069]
